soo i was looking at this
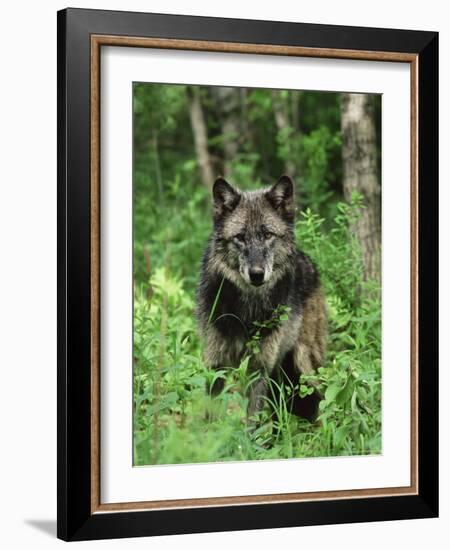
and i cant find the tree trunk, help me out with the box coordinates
[272,90,297,178]
[213,86,240,178]
[341,93,381,283]
[188,86,214,188]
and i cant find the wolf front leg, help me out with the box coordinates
[202,326,243,396]
[246,331,281,419]
[247,375,269,418]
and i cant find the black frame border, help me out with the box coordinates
[57,7,438,541]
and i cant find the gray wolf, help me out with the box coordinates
[196,175,327,422]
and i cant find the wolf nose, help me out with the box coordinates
[249,267,265,286]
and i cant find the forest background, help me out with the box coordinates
[133,84,382,466]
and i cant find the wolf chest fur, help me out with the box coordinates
[196,175,327,421]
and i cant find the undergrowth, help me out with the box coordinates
[133,195,381,465]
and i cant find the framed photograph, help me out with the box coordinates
[57,8,438,541]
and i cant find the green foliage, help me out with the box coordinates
[132,83,381,465]
[133,197,381,465]
[246,305,291,356]
[276,126,342,221]
[298,126,342,219]
[296,194,366,310]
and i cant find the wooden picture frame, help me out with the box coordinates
[57,7,438,541]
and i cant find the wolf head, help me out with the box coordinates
[210,175,297,289]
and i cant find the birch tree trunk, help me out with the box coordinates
[341,93,381,283]
[188,86,214,188]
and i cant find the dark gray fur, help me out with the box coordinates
[196,176,327,421]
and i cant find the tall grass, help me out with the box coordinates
[133,195,381,465]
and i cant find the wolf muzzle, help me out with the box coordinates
[248,267,265,286]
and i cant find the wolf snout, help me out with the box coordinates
[249,267,265,286]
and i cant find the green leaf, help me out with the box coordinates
[147,391,178,415]
[359,419,369,435]
[299,384,310,398]
[324,383,341,403]
[335,378,355,407]
[189,374,206,387]
[350,390,358,413]
[334,426,349,447]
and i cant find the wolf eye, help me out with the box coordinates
[263,230,275,240]
[234,233,246,243]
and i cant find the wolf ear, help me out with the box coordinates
[213,177,240,217]
[266,175,295,221]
